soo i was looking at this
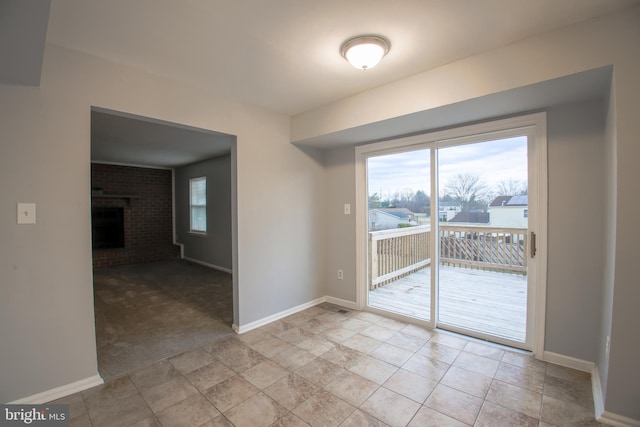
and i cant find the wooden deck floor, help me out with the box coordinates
[368,265,527,342]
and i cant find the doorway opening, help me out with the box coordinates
[90,107,238,379]
[357,113,547,354]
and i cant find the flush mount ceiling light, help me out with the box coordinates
[340,35,390,70]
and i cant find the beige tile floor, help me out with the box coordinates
[51,304,605,426]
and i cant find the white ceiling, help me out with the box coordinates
[0,1,50,85]
[295,66,613,148]
[6,0,634,166]
[47,0,637,116]
[91,109,234,168]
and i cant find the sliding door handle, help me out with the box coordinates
[530,232,536,258]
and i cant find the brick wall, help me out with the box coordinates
[91,164,179,268]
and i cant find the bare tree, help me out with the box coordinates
[368,193,382,209]
[495,179,527,196]
[389,189,413,209]
[444,173,491,212]
[409,190,430,214]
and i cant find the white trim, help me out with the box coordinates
[182,256,233,274]
[367,304,431,328]
[543,351,595,372]
[531,112,548,360]
[354,152,366,311]
[172,169,177,245]
[593,366,605,420]
[599,411,640,427]
[233,297,325,334]
[9,375,103,404]
[355,112,549,154]
[324,296,359,311]
[230,141,239,329]
[90,160,173,170]
[355,112,547,353]
[592,367,640,427]
[189,175,207,233]
[439,322,528,349]
[430,148,438,328]
[187,231,208,237]
[540,351,640,425]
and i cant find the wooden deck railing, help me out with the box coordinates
[369,226,431,289]
[439,226,527,274]
[369,225,527,289]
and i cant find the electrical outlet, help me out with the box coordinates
[17,203,36,224]
[337,269,344,280]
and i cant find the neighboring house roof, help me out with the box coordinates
[449,212,490,223]
[439,201,460,209]
[490,196,511,207]
[508,195,528,206]
[375,208,414,219]
[490,195,528,207]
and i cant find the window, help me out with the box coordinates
[524,208,529,218]
[190,177,206,233]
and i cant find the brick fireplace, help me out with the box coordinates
[91,163,179,268]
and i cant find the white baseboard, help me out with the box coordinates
[592,366,605,420]
[9,374,103,404]
[599,411,640,427]
[324,296,358,311]
[543,351,595,372]
[182,256,233,274]
[232,295,358,334]
[592,366,640,427]
[234,297,326,334]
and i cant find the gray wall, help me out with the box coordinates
[545,100,605,362]
[0,44,326,402]
[597,78,616,404]
[605,57,640,420]
[304,8,640,419]
[323,99,608,362]
[2,5,639,418]
[175,155,232,270]
[0,1,51,86]
[324,147,357,303]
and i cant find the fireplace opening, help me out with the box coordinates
[92,207,125,249]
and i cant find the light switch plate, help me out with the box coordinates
[344,204,351,215]
[17,203,36,224]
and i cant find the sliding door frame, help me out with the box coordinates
[355,112,547,358]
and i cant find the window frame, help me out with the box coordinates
[189,176,207,234]
[354,111,547,357]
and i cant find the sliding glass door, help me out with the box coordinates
[358,114,546,351]
[437,137,529,343]
[366,149,432,321]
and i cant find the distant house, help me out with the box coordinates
[449,211,490,224]
[369,208,415,230]
[489,195,528,228]
[438,201,461,221]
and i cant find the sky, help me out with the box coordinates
[367,136,528,199]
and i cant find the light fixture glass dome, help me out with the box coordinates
[340,35,390,70]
